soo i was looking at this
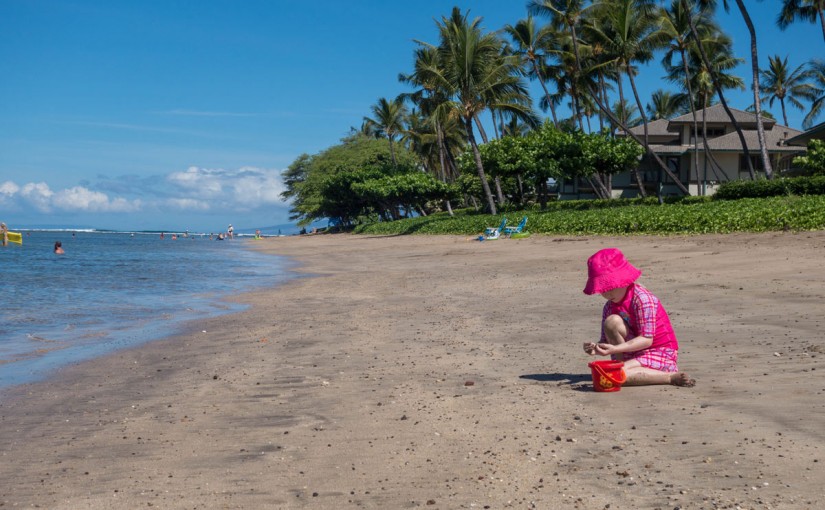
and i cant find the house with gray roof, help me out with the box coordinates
[786,121,825,147]
[558,104,806,198]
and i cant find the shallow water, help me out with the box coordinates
[0,231,295,388]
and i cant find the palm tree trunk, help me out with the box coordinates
[494,178,506,206]
[566,16,689,194]
[435,123,455,217]
[627,69,649,197]
[465,117,497,215]
[388,138,397,167]
[536,64,559,126]
[491,110,500,139]
[588,176,610,199]
[473,115,489,144]
[780,98,789,127]
[735,0,773,179]
[682,0,755,180]
[597,72,606,132]
[472,113,505,205]
[680,47,701,195]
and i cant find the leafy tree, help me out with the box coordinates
[793,139,825,175]
[282,135,437,226]
[458,122,644,203]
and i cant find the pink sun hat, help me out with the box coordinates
[583,248,642,295]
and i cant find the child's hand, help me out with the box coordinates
[594,343,615,356]
[583,342,596,355]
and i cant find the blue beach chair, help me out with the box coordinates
[504,216,528,238]
[482,217,507,240]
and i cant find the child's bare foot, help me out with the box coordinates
[670,372,696,387]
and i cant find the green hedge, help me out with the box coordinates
[714,175,825,200]
[354,194,825,236]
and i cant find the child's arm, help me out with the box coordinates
[594,335,653,356]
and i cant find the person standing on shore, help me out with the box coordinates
[582,248,695,387]
[1,222,7,247]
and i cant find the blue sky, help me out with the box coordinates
[1,1,823,232]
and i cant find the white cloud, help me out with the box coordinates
[2,181,141,213]
[166,198,210,211]
[167,166,225,197]
[0,181,20,196]
[52,186,142,212]
[21,182,55,212]
[3,165,287,225]
[166,166,286,209]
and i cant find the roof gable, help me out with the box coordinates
[669,104,775,128]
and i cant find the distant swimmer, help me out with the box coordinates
[54,241,65,254]
[1,222,7,247]
[160,232,165,239]
[227,224,234,239]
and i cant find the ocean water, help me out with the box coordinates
[0,231,296,389]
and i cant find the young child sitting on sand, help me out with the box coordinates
[582,248,695,387]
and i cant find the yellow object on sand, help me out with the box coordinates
[7,231,22,245]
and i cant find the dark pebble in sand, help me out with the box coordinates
[464,381,475,386]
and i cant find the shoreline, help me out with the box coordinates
[2,232,825,508]
[0,234,298,390]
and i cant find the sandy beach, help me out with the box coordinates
[2,232,825,509]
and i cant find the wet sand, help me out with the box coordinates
[2,232,825,509]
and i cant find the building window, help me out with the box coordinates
[739,154,766,172]
[664,157,680,183]
[690,127,726,144]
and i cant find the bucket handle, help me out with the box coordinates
[593,362,627,386]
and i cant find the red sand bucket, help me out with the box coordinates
[588,360,626,392]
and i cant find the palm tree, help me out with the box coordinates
[679,0,759,179]
[667,31,744,192]
[363,97,408,166]
[803,59,825,128]
[646,89,689,120]
[730,0,773,177]
[415,7,537,215]
[656,0,718,190]
[777,0,825,44]
[528,0,591,128]
[612,98,642,127]
[585,0,664,196]
[399,45,468,214]
[759,55,819,127]
[503,16,563,126]
[532,0,690,194]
